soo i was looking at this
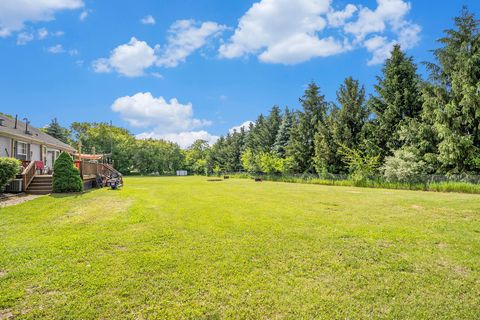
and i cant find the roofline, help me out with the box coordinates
[0,131,76,153]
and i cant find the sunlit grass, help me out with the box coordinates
[1,177,479,319]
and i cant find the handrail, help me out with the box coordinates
[21,161,36,191]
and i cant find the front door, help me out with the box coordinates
[45,151,55,172]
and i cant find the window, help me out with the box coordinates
[16,141,28,161]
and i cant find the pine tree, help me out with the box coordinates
[43,118,71,144]
[314,77,369,174]
[287,82,329,173]
[273,108,294,157]
[369,45,423,158]
[423,7,480,173]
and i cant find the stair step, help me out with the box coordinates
[27,190,52,195]
[30,182,53,186]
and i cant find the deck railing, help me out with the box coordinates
[21,161,36,191]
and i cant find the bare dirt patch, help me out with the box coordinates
[0,309,13,320]
[0,195,44,208]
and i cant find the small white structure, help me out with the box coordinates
[176,170,188,176]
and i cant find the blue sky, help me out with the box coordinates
[1,0,479,147]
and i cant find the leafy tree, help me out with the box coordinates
[132,139,184,175]
[287,82,329,172]
[423,7,480,173]
[369,45,423,158]
[42,118,71,144]
[338,145,380,183]
[70,122,135,173]
[185,139,210,175]
[52,152,83,193]
[241,148,261,174]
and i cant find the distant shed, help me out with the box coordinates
[176,170,188,176]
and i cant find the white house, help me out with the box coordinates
[0,114,76,171]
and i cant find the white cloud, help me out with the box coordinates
[38,27,48,39]
[229,121,254,134]
[156,19,226,68]
[16,31,33,45]
[219,0,335,64]
[141,15,155,25]
[327,4,357,27]
[220,0,421,66]
[93,20,225,76]
[79,10,88,21]
[112,92,216,148]
[0,0,83,37]
[112,92,211,133]
[47,44,65,53]
[137,131,219,149]
[92,37,158,77]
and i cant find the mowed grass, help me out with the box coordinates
[1,177,480,319]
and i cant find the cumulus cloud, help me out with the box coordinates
[140,15,155,25]
[93,20,224,77]
[229,121,254,134]
[16,31,33,45]
[112,92,216,148]
[156,19,226,68]
[137,131,219,149]
[92,37,158,77]
[0,0,83,37]
[220,0,421,66]
[47,44,65,54]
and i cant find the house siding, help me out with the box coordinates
[0,136,11,157]
[30,143,41,162]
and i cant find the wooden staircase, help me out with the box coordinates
[27,175,53,195]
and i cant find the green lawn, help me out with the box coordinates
[1,177,480,319]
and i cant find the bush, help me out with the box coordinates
[0,157,21,192]
[338,145,380,184]
[382,149,426,183]
[53,152,83,193]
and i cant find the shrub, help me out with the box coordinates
[53,152,83,193]
[382,149,426,183]
[338,145,380,184]
[0,157,21,192]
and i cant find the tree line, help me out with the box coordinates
[43,9,479,180]
[191,8,480,182]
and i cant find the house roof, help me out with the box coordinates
[0,115,76,153]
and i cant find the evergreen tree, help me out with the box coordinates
[423,7,480,173]
[43,118,71,144]
[369,45,423,158]
[287,82,329,172]
[273,108,294,157]
[314,77,369,174]
[263,106,282,152]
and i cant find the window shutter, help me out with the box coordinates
[27,144,31,161]
[13,140,18,158]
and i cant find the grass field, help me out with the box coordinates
[1,177,480,319]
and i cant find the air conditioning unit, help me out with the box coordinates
[4,179,23,193]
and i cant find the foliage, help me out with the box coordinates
[273,108,295,157]
[42,118,71,144]
[185,140,210,175]
[287,82,328,173]
[338,144,380,183]
[423,7,480,173]
[0,157,20,192]
[132,139,184,175]
[368,45,423,158]
[382,149,426,183]
[52,152,83,193]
